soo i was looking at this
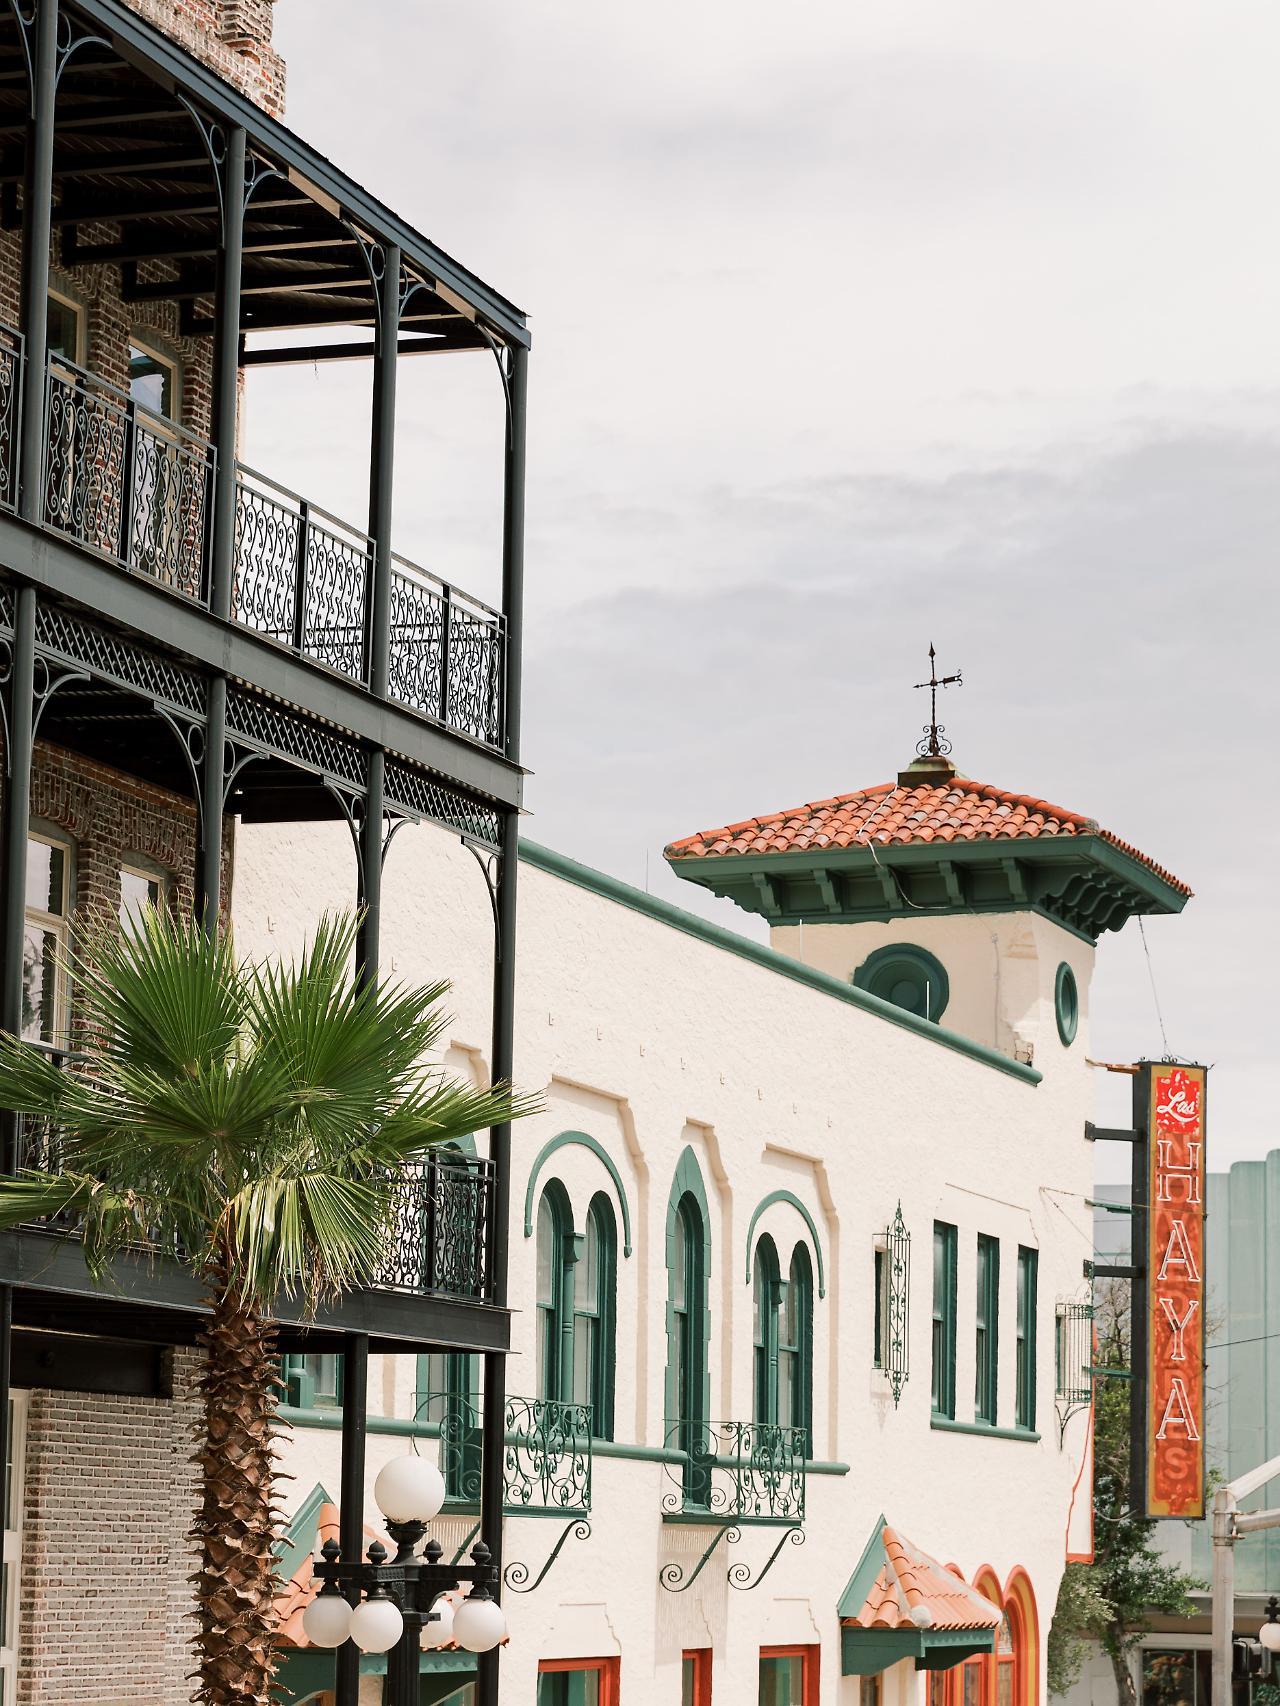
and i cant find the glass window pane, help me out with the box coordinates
[781,1276,798,1347]
[582,1211,598,1298]
[777,1349,795,1429]
[759,1654,805,1706]
[572,1315,592,1408]
[21,925,59,1045]
[683,1657,695,1706]
[120,867,161,924]
[1142,1650,1197,1706]
[25,840,63,916]
[996,1666,1013,1706]
[46,296,81,364]
[129,344,175,417]
[673,1209,688,1312]
[536,1197,555,1306]
[963,1661,983,1706]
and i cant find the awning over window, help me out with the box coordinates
[837,1515,1001,1676]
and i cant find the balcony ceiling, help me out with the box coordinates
[0,0,528,349]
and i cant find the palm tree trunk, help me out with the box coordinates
[190,1251,282,1706]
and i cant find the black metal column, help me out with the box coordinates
[336,1331,369,1706]
[0,1286,11,1554]
[195,675,226,932]
[476,341,527,1706]
[354,242,398,982]
[0,586,36,1167]
[18,0,56,526]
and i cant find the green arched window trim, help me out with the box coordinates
[852,943,950,1023]
[1055,960,1079,1047]
[744,1190,827,1298]
[664,1146,712,1504]
[522,1130,634,1256]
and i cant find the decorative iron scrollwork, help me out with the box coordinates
[367,1153,495,1301]
[503,1519,591,1595]
[726,1522,804,1591]
[882,1201,911,1407]
[1055,1291,1094,1442]
[662,1419,806,1523]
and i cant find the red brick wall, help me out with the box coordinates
[118,0,286,116]
[17,1350,203,1706]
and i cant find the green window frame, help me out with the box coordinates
[753,1235,782,1426]
[782,1245,813,1444]
[670,1190,709,1504]
[1015,1246,1038,1430]
[931,1222,957,1419]
[415,1351,480,1502]
[281,1352,342,1410]
[536,1182,574,1403]
[975,1234,1000,1425]
[574,1193,617,1439]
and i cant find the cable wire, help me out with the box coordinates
[1137,916,1171,1056]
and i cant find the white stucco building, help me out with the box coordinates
[234,746,1191,1706]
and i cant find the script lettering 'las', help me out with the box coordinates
[1155,1377,1201,1441]
[1158,1219,1201,1283]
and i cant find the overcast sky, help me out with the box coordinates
[251,0,1278,1176]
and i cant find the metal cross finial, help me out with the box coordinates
[913,643,962,759]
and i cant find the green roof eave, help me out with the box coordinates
[666,832,1189,944]
[840,1626,996,1676]
[837,1515,889,1619]
[520,841,1041,1087]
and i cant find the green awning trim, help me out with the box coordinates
[274,1482,335,1591]
[273,1647,476,1705]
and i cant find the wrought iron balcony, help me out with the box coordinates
[14,1063,495,1304]
[428,1392,593,1516]
[663,1419,807,1524]
[6,338,507,752]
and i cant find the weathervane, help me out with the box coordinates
[913,644,962,758]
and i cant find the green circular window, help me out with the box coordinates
[853,945,950,1023]
[1055,961,1079,1046]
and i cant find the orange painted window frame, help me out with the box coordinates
[759,1643,820,1706]
[682,1647,713,1706]
[537,1656,621,1706]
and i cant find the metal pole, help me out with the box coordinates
[476,340,526,1706]
[0,1286,10,1554]
[195,674,226,933]
[18,0,56,527]
[354,747,384,982]
[209,126,246,623]
[365,243,399,699]
[0,585,36,1153]
[1212,1483,1236,1706]
[336,1331,369,1706]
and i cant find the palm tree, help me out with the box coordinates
[0,908,533,1706]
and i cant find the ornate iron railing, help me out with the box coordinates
[368,1152,495,1301]
[233,464,372,682]
[1055,1298,1094,1406]
[878,1202,910,1407]
[663,1419,806,1523]
[427,1391,592,1515]
[389,555,505,747]
[0,323,22,514]
[44,357,214,600]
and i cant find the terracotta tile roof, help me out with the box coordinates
[665,777,1190,897]
[845,1524,1003,1633]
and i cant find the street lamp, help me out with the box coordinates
[303,1447,508,1702]
[1259,1596,1280,1652]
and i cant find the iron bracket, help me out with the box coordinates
[503,1518,591,1595]
[658,1521,740,1594]
[727,1523,804,1591]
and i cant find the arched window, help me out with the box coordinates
[783,1244,813,1445]
[753,1235,781,1425]
[573,1193,616,1439]
[669,1189,708,1502]
[536,1182,573,1402]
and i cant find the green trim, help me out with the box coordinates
[930,1417,1042,1442]
[975,1233,999,1425]
[522,1129,634,1256]
[1055,960,1080,1046]
[1016,1245,1038,1432]
[278,1406,437,1436]
[275,1480,336,1588]
[273,1647,475,1705]
[743,1190,827,1298]
[665,1147,712,1503]
[593,1439,686,1465]
[931,1221,958,1420]
[837,1513,889,1619]
[519,839,1042,1086]
[806,1459,850,1476]
[853,943,950,1025]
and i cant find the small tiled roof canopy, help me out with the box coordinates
[844,1525,1002,1633]
[665,777,1190,897]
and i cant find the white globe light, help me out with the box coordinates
[1260,1622,1280,1652]
[452,1596,507,1654]
[349,1594,404,1654]
[301,1590,353,1649]
[423,1594,455,1650]
[373,1454,446,1524]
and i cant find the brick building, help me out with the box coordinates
[0,0,528,1702]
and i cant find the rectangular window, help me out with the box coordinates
[24,833,71,1049]
[931,1222,957,1419]
[128,340,179,420]
[1141,1648,1211,1706]
[759,1646,818,1706]
[536,1658,620,1706]
[860,1678,881,1706]
[1,1393,26,1702]
[873,1245,887,1368]
[46,290,84,366]
[683,1648,712,1706]
[975,1234,999,1424]
[281,1353,342,1409]
[120,863,165,927]
[1015,1246,1038,1431]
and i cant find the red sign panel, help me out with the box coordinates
[1145,1063,1207,1519]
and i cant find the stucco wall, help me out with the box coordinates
[236,819,1099,1704]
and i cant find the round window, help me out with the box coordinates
[1055,961,1079,1046]
[853,945,950,1023]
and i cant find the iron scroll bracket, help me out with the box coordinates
[502,1518,591,1595]
[658,1522,740,1594]
[727,1523,804,1591]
